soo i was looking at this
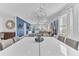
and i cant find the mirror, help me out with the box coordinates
[5,20,15,29]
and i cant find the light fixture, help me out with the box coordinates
[34,3,47,24]
[36,4,47,18]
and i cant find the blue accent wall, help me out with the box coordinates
[16,16,31,37]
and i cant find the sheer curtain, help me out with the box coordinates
[58,8,73,37]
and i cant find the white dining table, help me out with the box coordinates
[0,37,78,56]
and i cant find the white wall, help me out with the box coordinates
[0,16,4,32]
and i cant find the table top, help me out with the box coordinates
[0,37,77,56]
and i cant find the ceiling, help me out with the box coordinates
[0,3,66,24]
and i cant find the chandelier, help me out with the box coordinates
[32,4,50,31]
[34,4,47,20]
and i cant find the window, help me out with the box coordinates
[58,8,73,37]
[58,13,68,37]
